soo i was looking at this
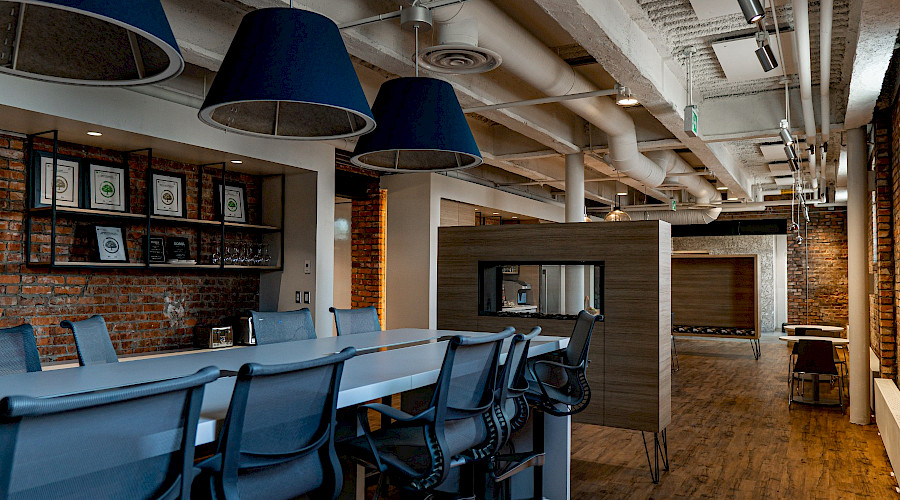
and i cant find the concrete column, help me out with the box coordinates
[847,126,870,425]
[565,153,585,315]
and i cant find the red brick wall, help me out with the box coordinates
[350,190,387,323]
[718,205,848,327]
[0,134,260,363]
[874,112,896,378]
[335,150,387,325]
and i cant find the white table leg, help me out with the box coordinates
[543,413,571,500]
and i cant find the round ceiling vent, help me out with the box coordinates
[417,44,502,74]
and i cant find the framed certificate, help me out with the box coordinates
[215,181,246,223]
[86,162,128,212]
[95,226,128,262]
[32,150,80,208]
[151,171,186,218]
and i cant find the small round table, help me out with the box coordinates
[783,324,844,334]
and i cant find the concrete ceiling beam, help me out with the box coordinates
[841,0,900,128]
[531,0,753,198]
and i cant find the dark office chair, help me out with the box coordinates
[524,310,599,416]
[328,306,381,335]
[789,327,822,391]
[194,348,356,500]
[0,366,219,499]
[343,328,515,498]
[789,339,844,411]
[483,327,543,500]
[250,309,316,345]
[60,315,118,366]
[0,324,41,375]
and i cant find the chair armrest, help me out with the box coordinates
[194,453,222,473]
[358,403,435,425]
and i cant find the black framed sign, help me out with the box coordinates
[32,150,81,208]
[146,236,165,263]
[86,161,128,212]
[94,226,128,262]
[151,171,186,218]
[215,180,247,223]
[166,237,190,261]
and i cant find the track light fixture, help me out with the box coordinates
[616,85,639,106]
[754,31,778,72]
[779,119,794,146]
[737,0,766,24]
[784,144,798,161]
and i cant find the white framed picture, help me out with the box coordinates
[37,154,80,207]
[88,163,127,212]
[151,171,185,218]
[94,226,128,262]
[216,181,246,223]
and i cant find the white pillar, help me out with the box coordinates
[565,153,585,315]
[847,126,870,425]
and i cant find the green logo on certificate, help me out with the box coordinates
[100,181,116,198]
[227,198,238,212]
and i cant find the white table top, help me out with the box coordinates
[778,335,849,344]
[784,324,844,332]
[0,328,569,445]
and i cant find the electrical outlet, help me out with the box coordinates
[295,291,301,303]
[303,291,310,304]
[304,260,311,274]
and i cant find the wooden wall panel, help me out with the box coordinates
[671,255,758,330]
[437,221,671,433]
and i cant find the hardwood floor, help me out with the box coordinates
[572,335,897,499]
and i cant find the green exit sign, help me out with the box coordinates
[685,105,699,137]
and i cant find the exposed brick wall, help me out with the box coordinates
[0,134,260,363]
[874,112,896,378]
[335,150,387,325]
[718,205,848,327]
[350,190,387,323]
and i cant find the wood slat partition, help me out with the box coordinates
[437,221,671,433]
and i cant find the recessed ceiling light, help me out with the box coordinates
[617,192,628,196]
[492,212,499,215]
[717,186,729,191]
[512,216,518,219]
[86,131,102,137]
[230,160,243,164]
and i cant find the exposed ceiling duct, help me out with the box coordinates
[624,150,723,224]
[791,0,818,183]
[417,17,502,74]
[431,0,667,189]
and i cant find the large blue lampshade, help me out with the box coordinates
[0,0,183,85]
[352,77,482,172]
[199,8,375,141]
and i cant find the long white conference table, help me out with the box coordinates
[0,328,571,500]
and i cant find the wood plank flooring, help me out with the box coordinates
[572,335,897,499]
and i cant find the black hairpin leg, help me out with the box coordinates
[642,429,669,484]
[750,339,761,360]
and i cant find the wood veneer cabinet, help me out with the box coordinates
[437,221,671,433]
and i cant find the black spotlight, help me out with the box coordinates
[737,0,766,23]
[755,43,779,72]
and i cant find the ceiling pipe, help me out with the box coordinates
[432,0,667,189]
[819,0,833,186]
[791,0,818,183]
[626,150,722,224]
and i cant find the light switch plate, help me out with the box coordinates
[295,291,301,303]
[303,291,310,304]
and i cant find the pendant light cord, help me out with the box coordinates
[415,25,420,77]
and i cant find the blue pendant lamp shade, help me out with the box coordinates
[199,8,375,140]
[351,77,482,172]
[0,0,183,85]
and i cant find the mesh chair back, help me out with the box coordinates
[565,310,599,366]
[0,366,218,500]
[213,348,356,500]
[793,340,839,376]
[250,309,316,345]
[0,324,41,375]
[60,315,117,366]
[501,327,541,400]
[443,331,511,415]
[329,307,381,335]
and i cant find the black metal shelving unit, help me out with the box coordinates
[25,131,285,272]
